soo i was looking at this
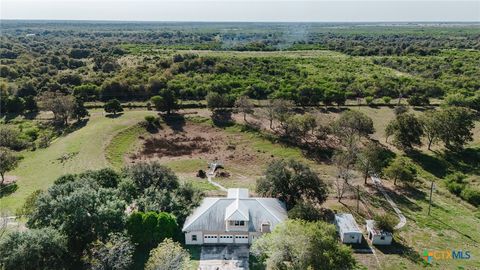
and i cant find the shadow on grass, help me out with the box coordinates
[105,112,124,118]
[377,185,423,212]
[162,113,186,133]
[407,149,449,178]
[0,183,18,198]
[60,118,90,136]
[443,147,480,175]
[375,239,424,264]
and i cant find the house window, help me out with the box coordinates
[192,235,197,241]
[380,236,385,240]
[229,220,246,226]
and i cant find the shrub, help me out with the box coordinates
[374,213,397,233]
[365,96,374,105]
[461,188,480,207]
[444,173,466,196]
[143,115,160,130]
[383,96,392,105]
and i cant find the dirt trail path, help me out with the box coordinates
[207,163,227,191]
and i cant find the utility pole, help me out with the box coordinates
[356,185,360,213]
[428,180,434,215]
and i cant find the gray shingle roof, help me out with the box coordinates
[182,189,287,232]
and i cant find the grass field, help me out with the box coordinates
[105,123,148,169]
[0,110,155,213]
[1,107,479,269]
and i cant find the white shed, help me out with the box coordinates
[366,220,393,245]
[334,213,363,244]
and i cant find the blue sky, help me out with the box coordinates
[1,0,479,22]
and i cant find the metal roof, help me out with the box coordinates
[227,188,249,199]
[225,199,250,221]
[335,213,362,234]
[182,189,287,232]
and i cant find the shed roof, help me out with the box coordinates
[335,213,362,234]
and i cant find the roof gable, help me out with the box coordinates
[182,197,287,232]
[225,199,249,221]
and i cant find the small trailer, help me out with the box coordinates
[365,219,393,245]
[334,213,363,244]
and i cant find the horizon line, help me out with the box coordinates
[2,19,480,23]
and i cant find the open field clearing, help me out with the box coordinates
[2,107,479,269]
[0,110,155,212]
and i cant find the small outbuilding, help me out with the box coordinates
[365,219,393,245]
[334,213,363,244]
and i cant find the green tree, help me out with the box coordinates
[145,239,190,270]
[384,157,417,186]
[419,110,441,150]
[0,147,19,186]
[27,174,126,257]
[206,92,230,111]
[334,110,374,148]
[83,233,134,270]
[356,142,385,184]
[0,126,28,150]
[16,189,43,217]
[121,162,202,224]
[126,211,179,250]
[36,91,76,126]
[385,113,423,150]
[297,85,322,106]
[73,84,99,101]
[72,97,89,121]
[256,159,328,209]
[0,228,69,270]
[152,89,178,115]
[288,201,328,222]
[104,99,123,116]
[251,220,356,270]
[436,106,475,151]
[123,162,179,192]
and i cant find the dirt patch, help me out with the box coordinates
[2,176,18,185]
[128,120,268,180]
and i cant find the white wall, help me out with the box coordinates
[185,231,204,245]
[371,234,393,245]
[341,232,362,244]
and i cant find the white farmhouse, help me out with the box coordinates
[365,219,393,245]
[334,213,363,244]
[182,188,287,245]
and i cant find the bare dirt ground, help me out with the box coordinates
[127,118,276,190]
